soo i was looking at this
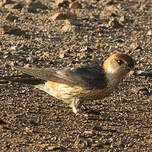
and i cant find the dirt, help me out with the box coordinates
[0,0,152,151]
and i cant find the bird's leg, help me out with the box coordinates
[70,98,89,116]
[70,99,100,115]
[70,98,81,114]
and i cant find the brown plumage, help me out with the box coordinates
[3,53,135,114]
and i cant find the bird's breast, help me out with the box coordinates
[40,81,83,103]
[36,80,119,103]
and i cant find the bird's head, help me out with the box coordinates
[103,53,135,80]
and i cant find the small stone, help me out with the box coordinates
[25,0,35,3]
[74,135,89,148]
[13,2,24,10]
[6,13,18,22]
[84,130,94,135]
[93,126,102,131]
[27,1,48,13]
[80,46,93,53]
[0,119,7,129]
[61,20,72,32]
[128,70,134,76]
[10,46,17,51]
[109,18,123,28]
[61,20,77,32]
[100,10,115,19]
[100,5,118,19]
[1,0,11,6]
[59,49,69,58]
[69,1,82,9]
[0,25,29,37]
[69,0,76,2]
[47,146,65,151]
[25,127,30,132]
[26,56,34,62]
[59,50,65,58]
[92,143,104,148]
[56,0,69,8]
[130,42,140,50]
[50,12,77,20]
[0,25,10,34]
[119,16,125,23]
[47,146,56,150]
[24,64,31,68]
[119,16,134,24]
[147,30,152,36]
[136,71,152,77]
[138,88,150,96]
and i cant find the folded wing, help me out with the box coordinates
[16,62,108,89]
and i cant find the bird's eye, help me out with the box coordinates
[116,59,123,65]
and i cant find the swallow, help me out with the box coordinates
[3,53,134,114]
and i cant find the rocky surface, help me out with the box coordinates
[0,0,152,151]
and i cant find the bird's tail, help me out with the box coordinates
[0,75,44,85]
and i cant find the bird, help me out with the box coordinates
[3,53,134,114]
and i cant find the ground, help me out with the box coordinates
[0,0,152,151]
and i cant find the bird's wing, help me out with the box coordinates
[16,62,108,89]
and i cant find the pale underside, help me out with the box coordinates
[36,80,116,104]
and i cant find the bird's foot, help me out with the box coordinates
[70,100,88,116]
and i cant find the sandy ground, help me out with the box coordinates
[0,0,152,151]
